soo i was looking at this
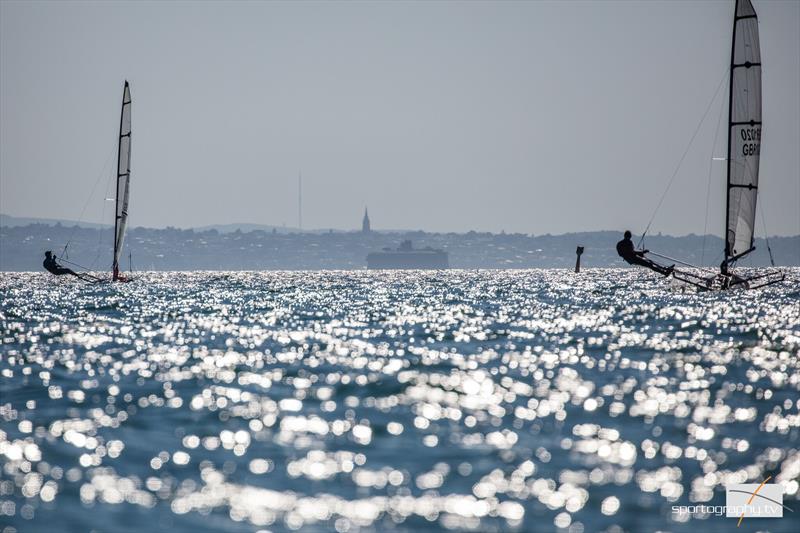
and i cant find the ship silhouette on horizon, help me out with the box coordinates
[366,240,449,270]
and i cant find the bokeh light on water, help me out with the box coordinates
[1,269,799,532]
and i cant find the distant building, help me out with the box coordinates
[362,208,371,234]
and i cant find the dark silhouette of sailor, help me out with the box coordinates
[616,231,673,276]
[43,251,82,277]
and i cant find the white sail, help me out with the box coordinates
[725,0,761,260]
[113,81,132,275]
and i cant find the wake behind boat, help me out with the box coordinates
[630,0,784,291]
[44,81,134,283]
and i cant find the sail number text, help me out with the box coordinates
[740,127,761,156]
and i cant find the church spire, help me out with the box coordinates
[362,207,371,234]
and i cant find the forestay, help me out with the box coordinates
[725,0,761,260]
[114,81,132,277]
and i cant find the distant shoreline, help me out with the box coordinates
[2,218,797,272]
[2,213,797,240]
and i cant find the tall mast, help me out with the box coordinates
[113,84,125,278]
[113,81,132,280]
[298,171,302,231]
[722,0,738,275]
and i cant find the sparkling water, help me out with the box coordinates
[1,270,799,532]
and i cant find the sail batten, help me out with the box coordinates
[113,81,132,279]
[725,0,761,264]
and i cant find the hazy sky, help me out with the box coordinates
[1,0,798,236]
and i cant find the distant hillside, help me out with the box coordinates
[2,213,427,235]
[1,220,797,271]
[195,223,300,234]
[0,214,399,235]
[195,223,362,235]
[0,213,110,230]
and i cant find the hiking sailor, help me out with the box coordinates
[616,231,674,276]
[43,251,91,280]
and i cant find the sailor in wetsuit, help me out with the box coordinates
[616,231,674,276]
[43,251,85,278]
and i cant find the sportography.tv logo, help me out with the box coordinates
[671,477,794,526]
[726,478,786,526]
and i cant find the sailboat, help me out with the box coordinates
[50,81,133,283]
[112,81,132,282]
[650,0,783,290]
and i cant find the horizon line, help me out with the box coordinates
[2,213,799,240]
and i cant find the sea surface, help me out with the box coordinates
[1,269,799,533]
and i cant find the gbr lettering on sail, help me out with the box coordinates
[741,127,761,156]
